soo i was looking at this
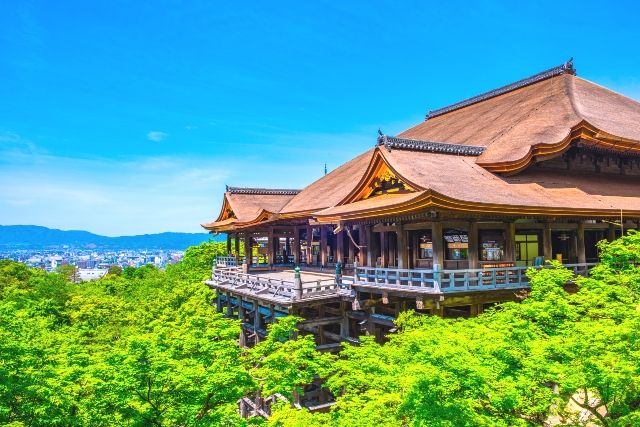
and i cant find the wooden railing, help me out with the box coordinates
[211,267,346,300]
[215,255,244,267]
[354,263,597,294]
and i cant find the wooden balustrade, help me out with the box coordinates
[354,263,597,294]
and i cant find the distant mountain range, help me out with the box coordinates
[0,225,223,250]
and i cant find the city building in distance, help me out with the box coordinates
[202,60,640,346]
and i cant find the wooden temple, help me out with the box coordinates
[203,59,640,347]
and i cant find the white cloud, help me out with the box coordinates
[147,131,168,142]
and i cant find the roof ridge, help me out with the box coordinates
[425,58,576,120]
[226,186,301,195]
[377,134,486,156]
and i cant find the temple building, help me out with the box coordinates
[203,60,640,346]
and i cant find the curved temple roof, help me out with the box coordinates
[203,61,640,233]
[400,62,640,172]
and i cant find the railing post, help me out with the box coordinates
[335,262,343,286]
[293,267,302,300]
[433,263,441,290]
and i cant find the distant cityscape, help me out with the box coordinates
[1,248,186,280]
[0,225,224,281]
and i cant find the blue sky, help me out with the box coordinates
[1,1,639,235]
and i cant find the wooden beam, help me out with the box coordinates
[336,230,344,264]
[577,221,586,264]
[380,231,388,268]
[543,222,552,261]
[320,226,328,267]
[468,220,479,269]
[432,222,444,269]
[366,225,376,267]
[505,221,516,262]
[397,223,408,269]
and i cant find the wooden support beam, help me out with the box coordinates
[468,220,479,269]
[543,222,553,261]
[432,222,444,269]
[397,223,408,269]
[268,227,275,268]
[244,234,252,271]
[293,227,300,266]
[366,225,376,267]
[505,221,516,262]
[320,226,328,267]
[380,231,388,268]
[306,225,313,265]
[336,229,344,264]
[608,223,616,242]
[226,292,233,317]
[348,230,355,264]
[226,233,232,254]
[234,234,240,264]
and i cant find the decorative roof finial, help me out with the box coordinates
[563,57,576,75]
[378,128,383,136]
[324,163,327,175]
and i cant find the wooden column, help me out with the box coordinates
[320,226,328,267]
[608,223,616,242]
[577,221,586,264]
[468,220,479,269]
[244,233,252,270]
[543,222,553,261]
[366,225,376,267]
[505,221,516,262]
[268,227,275,268]
[226,233,232,254]
[306,225,313,265]
[380,232,388,268]
[336,230,344,264]
[357,226,366,266]
[348,231,355,264]
[285,234,291,262]
[293,227,300,265]
[234,234,240,264]
[397,223,408,269]
[431,222,444,269]
[226,292,233,317]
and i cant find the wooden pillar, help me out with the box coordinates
[268,227,275,267]
[226,233,232,254]
[234,234,240,264]
[348,233,355,265]
[357,226,367,266]
[432,222,444,269]
[336,230,344,264]
[226,292,233,317]
[320,226,328,267]
[397,224,408,269]
[339,301,349,339]
[285,234,291,262]
[244,234,252,270]
[607,223,616,242]
[505,221,516,262]
[366,225,376,267]
[216,294,223,313]
[577,221,586,264]
[293,227,300,266]
[238,296,245,321]
[543,222,553,261]
[380,232,388,267]
[317,304,325,345]
[468,220,479,269]
[306,225,313,265]
[254,301,263,331]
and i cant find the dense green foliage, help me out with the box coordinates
[2,233,640,426]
